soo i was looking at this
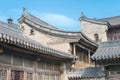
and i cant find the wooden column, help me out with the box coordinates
[33,60,37,80]
[42,73,44,80]
[24,71,27,80]
[55,74,56,80]
[73,44,76,56]
[36,73,38,80]
[7,68,11,80]
[88,50,91,66]
[60,62,67,80]
[72,44,76,68]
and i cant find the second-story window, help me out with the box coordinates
[94,33,99,42]
[21,26,25,31]
[30,29,34,35]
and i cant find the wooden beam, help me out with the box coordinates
[88,50,91,66]
[75,43,94,53]
[73,44,76,56]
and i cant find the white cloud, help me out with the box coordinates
[30,10,80,31]
[11,9,22,16]
[0,10,80,31]
[0,9,22,24]
[41,13,78,27]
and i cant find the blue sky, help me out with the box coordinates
[0,0,120,31]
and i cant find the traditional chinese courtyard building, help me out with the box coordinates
[80,13,120,80]
[80,13,120,42]
[18,9,98,69]
[0,17,79,80]
[0,9,102,80]
[3,9,120,80]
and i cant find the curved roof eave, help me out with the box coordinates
[80,32,98,47]
[0,21,77,60]
[68,67,105,79]
[18,11,82,39]
[80,16,108,25]
[18,11,97,48]
[18,11,59,30]
[91,40,120,61]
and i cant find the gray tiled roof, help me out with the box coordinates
[0,21,22,34]
[20,12,59,30]
[92,40,120,60]
[18,11,97,47]
[98,16,120,26]
[68,67,105,79]
[18,11,82,38]
[81,15,120,28]
[0,21,77,60]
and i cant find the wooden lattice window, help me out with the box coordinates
[37,61,45,69]
[49,74,55,80]
[83,53,88,63]
[44,74,49,80]
[13,55,23,66]
[24,58,33,68]
[0,54,11,64]
[0,68,7,80]
[76,50,89,63]
[56,75,60,80]
[38,73,43,80]
[54,64,60,71]
[46,61,53,70]
[11,70,24,80]
[43,74,60,80]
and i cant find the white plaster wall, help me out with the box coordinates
[21,23,71,53]
[48,42,71,53]
[81,20,108,42]
[21,23,53,45]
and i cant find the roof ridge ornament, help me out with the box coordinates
[23,7,27,14]
[81,12,86,18]
[79,12,86,20]
[7,17,13,24]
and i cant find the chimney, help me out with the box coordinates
[7,18,13,24]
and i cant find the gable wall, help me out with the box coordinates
[81,20,108,42]
[21,23,71,53]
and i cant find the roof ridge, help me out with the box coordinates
[98,15,120,21]
[0,22,77,59]
[99,40,120,47]
[0,20,22,33]
[23,12,59,30]
[80,16,107,25]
